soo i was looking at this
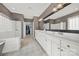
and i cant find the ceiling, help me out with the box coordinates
[49,3,79,19]
[3,3,50,19]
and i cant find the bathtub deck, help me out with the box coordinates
[3,35,47,56]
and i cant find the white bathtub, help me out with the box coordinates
[1,37,21,53]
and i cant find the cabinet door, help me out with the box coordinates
[61,48,77,56]
[61,39,79,56]
[52,43,60,56]
[38,32,47,52]
[52,37,61,56]
[46,38,52,56]
[40,36,46,50]
[35,31,40,42]
[41,33,52,56]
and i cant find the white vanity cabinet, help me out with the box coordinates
[61,39,79,56]
[52,42,61,56]
[52,37,61,56]
[44,34,52,56]
[40,32,52,56]
[35,30,52,56]
[35,30,79,56]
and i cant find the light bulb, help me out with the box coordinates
[12,8,16,10]
[39,18,43,21]
[53,8,57,12]
[57,4,63,9]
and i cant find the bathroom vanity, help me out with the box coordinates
[35,30,79,56]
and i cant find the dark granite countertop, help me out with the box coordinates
[46,29,79,34]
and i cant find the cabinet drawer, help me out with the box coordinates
[61,39,79,55]
[61,48,77,56]
[53,38,60,45]
[52,42,60,56]
[46,39,52,56]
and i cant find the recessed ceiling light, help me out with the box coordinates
[53,8,57,12]
[28,6,32,9]
[12,8,16,10]
[39,18,43,21]
[57,4,63,9]
[75,8,79,11]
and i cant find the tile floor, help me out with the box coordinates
[3,35,47,56]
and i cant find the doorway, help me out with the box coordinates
[23,22,33,38]
[26,25,30,35]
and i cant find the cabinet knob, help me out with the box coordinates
[58,48,60,49]
[67,45,70,48]
[61,49,63,51]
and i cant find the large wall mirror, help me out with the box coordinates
[50,21,66,30]
[68,15,79,30]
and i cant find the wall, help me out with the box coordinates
[0,4,24,21]
[33,16,39,30]
[0,13,21,39]
[15,21,21,38]
[0,13,21,53]
[38,21,44,30]
[0,4,12,18]
[44,23,49,30]
[0,13,15,39]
